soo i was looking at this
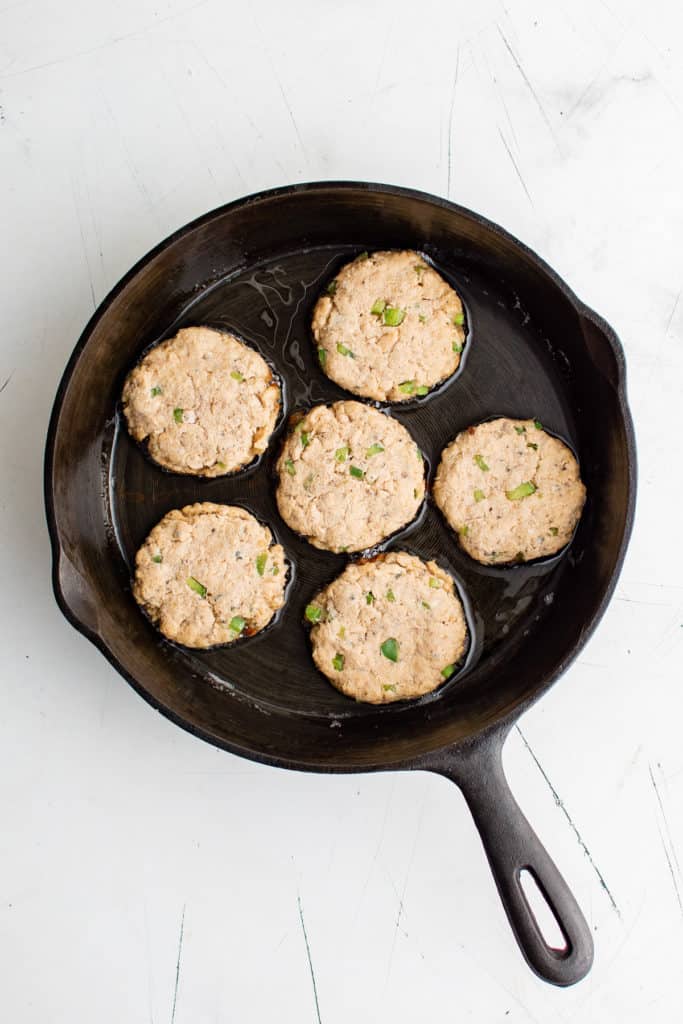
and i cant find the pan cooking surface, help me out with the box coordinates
[107,244,579,721]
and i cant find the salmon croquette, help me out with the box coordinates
[306,551,468,703]
[133,503,288,648]
[434,418,586,564]
[312,250,466,402]
[122,326,281,476]
[275,401,425,553]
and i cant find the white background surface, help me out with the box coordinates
[1,1,682,1020]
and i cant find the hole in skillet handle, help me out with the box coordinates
[519,867,569,955]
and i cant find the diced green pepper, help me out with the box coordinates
[506,481,537,500]
[186,576,207,598]
[380,637,399,662]
[382,306,406,326]
[305,603,324,624]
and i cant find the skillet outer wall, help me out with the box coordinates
[44,181,637,773]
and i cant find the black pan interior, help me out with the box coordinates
[47,184,633,769]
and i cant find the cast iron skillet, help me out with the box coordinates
[44,182,636,986]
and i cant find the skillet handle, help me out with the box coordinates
[429,730,593,986]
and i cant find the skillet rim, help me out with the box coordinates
[43,180,637,772]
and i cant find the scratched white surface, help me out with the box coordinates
[1,0,682,1019]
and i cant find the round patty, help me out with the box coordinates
[433,418,586,564]
[311,250,466,402]
[122,326,281,476]
[275,401,425,553]
[307,552,468,704]
[133,502,288,648]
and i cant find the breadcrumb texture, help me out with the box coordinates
[133,502,287,648]
[434,418,587,564]
[309,551,468,704]
[275,401,425,553]
[122,326,281,476]
[312,250,466,402]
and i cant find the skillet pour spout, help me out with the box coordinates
[45,181,636,986]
